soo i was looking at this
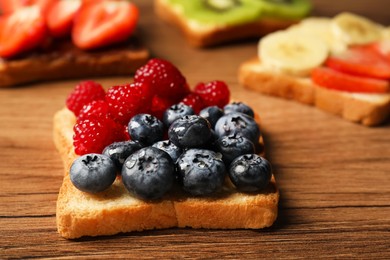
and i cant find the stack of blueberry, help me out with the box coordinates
[70,102,273,200]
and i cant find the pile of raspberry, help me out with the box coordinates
[66,58,230,155]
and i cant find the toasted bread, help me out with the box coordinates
[239,58,390,126]
[54,107,279,239]
[0,37,149,87]
[154,0,307,48]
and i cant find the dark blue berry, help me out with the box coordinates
[152,140,183,163]
[215,134,255,165]
[70,154,116,193]
[163,103,194,127]
[199,106,224,128]
[128,114,164,145]
[168,115,212,148]
[214,112,260,144]
[102,140,143,171]
[176,149,225,196]
[229,154,272,192]
[122,147,175,200]
[224,102,254,118]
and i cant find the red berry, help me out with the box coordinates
[78,100,109,121]
[194,80,230,108]
[181,93,206,114]
[73,117,127,155]
[66,80,105,116]
[150,95,176,120]
[106,82,153,125]
[134,58,190,102]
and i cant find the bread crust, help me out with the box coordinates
[239,58,390,126]
[154,0,299,48]
[54,108,279,239]
[0,38,149,87]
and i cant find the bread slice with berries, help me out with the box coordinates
[54,107,279,239]
[239,14,390,126]
[0,38,149,87]
[154,0,311,47]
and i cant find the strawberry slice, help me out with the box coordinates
[326,47,390,80]
[46,0,81,38]
[0,0,56,14]
[312,67,389,94]
[0,6,47,58]
[369,40,390,63]
[72,0,139,50]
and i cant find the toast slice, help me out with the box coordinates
[54,108,279,239]
[239,58,390,126]
[154,0,306,48]
[0,37,149,87]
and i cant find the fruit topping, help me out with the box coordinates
[73,116,127,155]
[229,154,272,192]
[214,112,260,145]
[152,140,183,163]
[311,67,390,94]
[106,82,152,125]
[66,80,106,116]
[168,115,212,148]
[134,58,190,103]
[176,149,225,196]
[224,102,254,118]
[325,47,390,80]
[70,153,117,193]
[199,106,224,128]
[72,0,139,50]
[259,30,329,76]
[215,134,255,165]
[122,147,175,200]
[180,92,206,114]
[194,80,230,108]
[204,0,240,12]
[0,6,47,58]
[331,12,383,46]
[256,0,311,19]
[102,140,143,171]
[128,114,164,146]
[163,103,194,128]
[46,0,81,38]
[0,0,56,15]
[77,100,109,121]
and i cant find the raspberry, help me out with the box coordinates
[181,93,206,114]
[66,80,105,116]
[106,82,152,125]
[194,80,230,108]
[150,95,176,120]
[73,117,127,155]
[78,100,109,121]
[134,58,190,102]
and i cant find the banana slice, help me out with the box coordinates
[383,27,390,39]
[331,12,383,45]
[288,17,347,54]
[259,31,329,77]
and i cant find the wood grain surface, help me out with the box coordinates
[1,0,390,258]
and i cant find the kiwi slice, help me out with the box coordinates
[166,0,263,26]
[249,0,311,19]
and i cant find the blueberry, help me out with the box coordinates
[168,115,212,148]
[215,134,255,165]
[199,106,224,128]
[128,114,164,145]
[102,140,143,171]
[152,140,183,163]
[122,147,175,200]
[229,154,272,192]
[163,103,194,127]
[70,154,116,193]
[176,149,225,196]
[214,112,260,145]
[224,102,254,118]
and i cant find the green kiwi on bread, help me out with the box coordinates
[154,0,311,47]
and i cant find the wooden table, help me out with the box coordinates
[1,1,389,258]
